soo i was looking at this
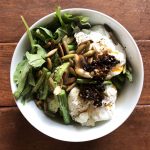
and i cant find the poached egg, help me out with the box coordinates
[74,25,126,79]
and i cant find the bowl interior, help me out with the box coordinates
[10,8,144,142]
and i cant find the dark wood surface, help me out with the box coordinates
[0,0,149,149]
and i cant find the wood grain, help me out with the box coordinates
[0,105,149,150]
[0,0,150,42]
[0,43,16,106]
[0,41,149,106]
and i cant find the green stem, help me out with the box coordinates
[21,16,35,50]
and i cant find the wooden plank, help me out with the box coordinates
[137,41,150,104]
[0,0,150,42]
[0,41,149,106]
[0,105,149,150]
[0,43,16,106]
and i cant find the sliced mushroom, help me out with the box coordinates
[62,36,69,54]
[83,49,95,57]
[58,43,64,56]
[74,54,93,78]
[47,58,52,70]
[87,57,93,64]
[61,54,75,60]
[47,48,58,57]
[69,59,75,67]
[76,43,86,54]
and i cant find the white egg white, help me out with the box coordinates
[68,85,117,126]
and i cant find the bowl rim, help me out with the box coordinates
[10,8,144,142]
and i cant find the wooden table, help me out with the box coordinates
[0,0,150,149]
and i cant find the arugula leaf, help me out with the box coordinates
[13,59,27,84]
[53,27,68,43]
[26,52,45,68]
[14,60,31,99]
[55,6,65,27]
[70,22,80,33]
[26,44,46,68]
[33,27,53,43]
[34,44,46,57]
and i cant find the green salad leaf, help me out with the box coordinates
[33,27,53,43]
[26,44,46,68]
[14,60,31,99]
[13,59,27,84]
[26,52,45,68]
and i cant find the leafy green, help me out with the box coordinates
[14,60,31,99]
[53,27,68,43]
[111,73,126,90]
[55,6,65,27]
[125,69,133,82]
[26,44,46,68]
[125,63,133,82]
[13,59,27,84]
[26,52,45,68]
[33,27,52,43]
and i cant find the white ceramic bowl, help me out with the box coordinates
[10,8,144,142]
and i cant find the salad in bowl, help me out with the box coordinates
[12,7,133,127]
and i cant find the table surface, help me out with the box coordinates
[0,0,150,149]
